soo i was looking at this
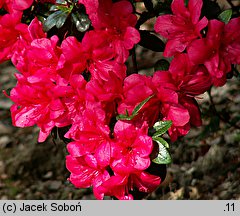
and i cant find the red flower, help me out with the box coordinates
[66,154,110,200]
[86,71,124,123]
[188,18,240,86]
[81,30,127,80]
[9,74,73,142]
[111,121,153,174]
[58,31,127,81]
[0,12,29,62]
[154,0,208,57]
[81,0,140,63]
[118,74,160,127]
[12,0,34,10]
[65,104,110,157]
[98,171,161,200]
[153,53,212,131]
[13,36,61,81]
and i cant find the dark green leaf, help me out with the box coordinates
[55,12,68,28]
[71,13,91,32]
[43,10,68,32]
[154,59,170,71]
[139,30,165,52]
[218,9,232,24]
[153,120,172,137]
[152,140,172,164]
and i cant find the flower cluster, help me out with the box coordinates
[1,0,240,199]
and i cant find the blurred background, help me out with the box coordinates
[0,0,240,200]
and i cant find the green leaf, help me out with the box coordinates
[116,95,154,121]
[153,120,172,138]
[116,114,132,121]
[153,137,169,148]
[154,59,170,71]
[218,9,232,24]
[132,95,154,117]
[152,139,172,164]
[43,10,68,32]
[71,13,91,32]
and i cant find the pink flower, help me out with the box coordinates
[0,12,29,62]
[154,0,208,57]
[78,0,98,15]
[111,121,153,174]
[86,71,124,123]
[13,36,61,81]
[12,0,33,10]
[66,104,112,200]
[81,30,127,80]
[118,74,160,127]
[152,54,212,134]
[98,171,161,200]
[66,154,111,200]
[58,31,127,81]
[57,36,87,80]
[82,0,140,62]
[9,74,73,142]
[65,104,110,157]
[188,18,240,86]
[11,17,47,69]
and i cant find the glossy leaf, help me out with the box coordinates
[71,13,91,32]
[152,139,172,164]
[153,137,169,148]
[218,9,232,24]
[153,120,172,137]
[43,10,68,31]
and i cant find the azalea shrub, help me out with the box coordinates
[1,0,240,199]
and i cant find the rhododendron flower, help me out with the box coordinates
[66,104,112,200]
[81,0,140,62]
[9,74,73,142]
[66,154,111,200]
[98,171,161,200]
[81,30,127,80]
[118,73,189,141]
[155,0,208,57]
[65,104,110,156]
[78,0,98,15]
[188,18,240,86]
[0,12,29,62]
[11,17,46,66]
[12,0,33,10]
[58,31,126,81]
[111,121,153,174]
[13,36,61,81]
[10,0,55,11]
[86,71,124,123]
[153,53,212,128]
[118,74,160,127]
